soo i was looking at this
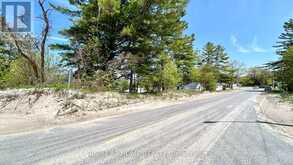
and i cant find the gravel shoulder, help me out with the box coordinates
[257,94,293,138]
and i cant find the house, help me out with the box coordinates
[183,82,203,91]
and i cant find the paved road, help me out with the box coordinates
[0,89,293,165]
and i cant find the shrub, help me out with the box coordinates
[3,58,37,87]
[199,65,217,91]
[111,80,129,92]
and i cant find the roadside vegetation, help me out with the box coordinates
[239,68,273,87]
[0,0,242,94]
[268,19,293,92]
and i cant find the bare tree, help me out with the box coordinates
[9,33,40,80]
[38,0,50,83]
[1,0,51,83]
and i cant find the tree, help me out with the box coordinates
[240,68,273,87]
[275,19,293,56]
[161,59,182,91]
[219,67,236,89]
[280,46,293,90]
[231,60,246,85]
[0,0,51,84]
[200,42,233,88]
[214,45,229,71]
[200,42,216,65]
[38,0,51,83]
[0,29,17,87]
[269,19,293,91]
[52,0,195,93]
[200,43,230,71]
[140,54,182,93]
[199,65,217,91]
[170,34,198,84]
[2,58,37,87]
[190,67,200,82]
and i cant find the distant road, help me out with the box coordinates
[1,89,293,165]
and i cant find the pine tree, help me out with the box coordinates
[52,0,195,93]
[275,19,293,55]
[214,45,229,71]
[200,42,216,65]
[270,19,293,91]
[170,34,197,84]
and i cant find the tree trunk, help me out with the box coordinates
[39,0,50,83]
[22,55,39,81]
[129,70,134,93]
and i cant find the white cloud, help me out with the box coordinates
[49,36,68,42]
[250,36,267,53]
[230,35,250,53]
[230,35,267,53]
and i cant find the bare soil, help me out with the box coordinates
[0,89,230,135]
[258,94,293,137]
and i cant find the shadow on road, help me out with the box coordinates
[203,120,293,127]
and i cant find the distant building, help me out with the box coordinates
[183,82,203,91]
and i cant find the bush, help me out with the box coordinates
[111,80,129,92]
[161,61,182,90]
[199,65,217,91]
[3,58,37,87]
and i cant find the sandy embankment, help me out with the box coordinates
[257,94,293,137]
[0,89,230,135]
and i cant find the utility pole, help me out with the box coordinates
[68,69,72,90]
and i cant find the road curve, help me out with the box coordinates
[0,89,293,165]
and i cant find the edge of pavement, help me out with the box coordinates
[0,90,240,138]
[255,95,293,144]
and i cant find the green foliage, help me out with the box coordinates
[270,19,293,91]
[190,67,200,82]
[201,42,217,65]
[0,58,10,88]
[52,0,195,93]
[161,60,182,90]
[281,46,293,90]
[78,70,114,91]
[240,76,255,87]
[170,35,198,84]
[2,58,37,88]
[218,67,237,89]
[275,19,293,56]
[46,83,68,91]
[200,42,232,87]
[201,43,229,68]
[111,80,129,92]
[141,55,182,93]
[199,65,217,91]
[240,68,273,87]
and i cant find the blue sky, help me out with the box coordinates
[184,0,293,67]
[29,0,293,67]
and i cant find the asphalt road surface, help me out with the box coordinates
[1,89,293,165]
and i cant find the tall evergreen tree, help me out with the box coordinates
[200,42,216,65]
[270,19,293,91]
[275,19,293,55]
[214,45,229,70]
[52,0,196,92]
[170,34,197,84]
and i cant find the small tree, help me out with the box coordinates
[190,67,200,82]
[199,65,217,91]
[161,61,182,91]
